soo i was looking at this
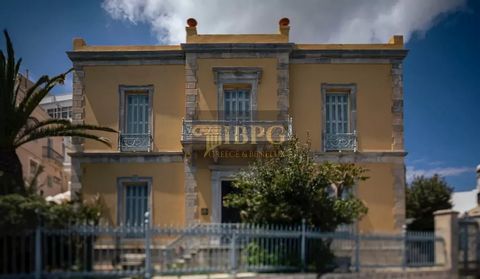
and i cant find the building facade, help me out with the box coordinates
[16,74,68,196]
[40,94,74,191]
[68,18,407,233]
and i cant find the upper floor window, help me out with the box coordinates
[213,67,261,121]
[119,85,154,152]
[126,93,149,134]
[325,93,349,135]
[224,87,251,121]
[47,106,72,119]
[322,84,357,152]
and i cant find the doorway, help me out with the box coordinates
[220,180,241,223]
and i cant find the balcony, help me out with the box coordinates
[119,133,152,152]
[182,118,292,149]
[42,146,64,166]
[324,132,357,152]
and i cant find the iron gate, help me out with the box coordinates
[459,219,480,278]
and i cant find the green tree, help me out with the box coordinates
[0,30,116,195]
[406,174,453,231]
[224,137,368,231]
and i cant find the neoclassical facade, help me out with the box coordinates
[68,18,407,233]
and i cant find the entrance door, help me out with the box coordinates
[221,181,241,223]
[124,182,149,227]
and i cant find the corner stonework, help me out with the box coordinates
[277,52,290,120]
[70,65,86,198]
[391,62,404,151]
[184,52,199,224]
[391,61,406,232]
[185,53,198,120]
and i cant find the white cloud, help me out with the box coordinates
[102,0,466,44]
[406,165,473,183]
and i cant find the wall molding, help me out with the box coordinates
[313,151,406,164]
[70,152,184,164]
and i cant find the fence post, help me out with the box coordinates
[402,224,407,270]
[434,209,458,275]
[34,225,42,279]
[301,218,306,272]
[354,228,360,272]
[230,226,237,274]
[144,211,152,279]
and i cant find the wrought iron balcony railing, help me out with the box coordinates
[324,131,357,152]
[42,146,64,166]
[119,133,152,152]
[182,117,293,146]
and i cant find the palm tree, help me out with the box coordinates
[0,30,116,195]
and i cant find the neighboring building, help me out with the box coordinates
[40,94,73,120]
[16,74,68,196]
[67,18,407,233]
[452,165,480,216]
[40,94,74,190]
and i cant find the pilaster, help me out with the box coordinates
[184,149,198,224]
[277,53,290,120]
[70,65,85,199]
[185,53,198,120]
[392,163,406,231]
[391,62,404,150]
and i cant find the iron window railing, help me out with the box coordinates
[324,131,357,152]
[42,146,64,165]
[119,133,152,152]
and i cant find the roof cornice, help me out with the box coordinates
[291,48,408,61]
[181,43,295,53]
[66,50,185,65]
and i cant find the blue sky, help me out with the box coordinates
[1,0,479,191]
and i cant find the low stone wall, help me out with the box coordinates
[153,269,455,279]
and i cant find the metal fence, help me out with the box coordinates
[0,219,445,278]
[458,219,480,277]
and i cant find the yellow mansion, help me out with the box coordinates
[68,18,407,233]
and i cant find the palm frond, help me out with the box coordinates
[14,126,116,148]
[56,124,118,133]
[15,118,72,143]
[16,74,49,112]
[25,164,44,196]
[15,72,71,133]
[12,57,21,103]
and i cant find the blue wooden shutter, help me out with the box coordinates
[326,93,349,134]
[224,89,251,121]
[125,183,149,227]
[126,93,149,134]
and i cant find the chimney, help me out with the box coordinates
[73,38,86,50]
[186,18,197,42]
[388,35,404,46]
[279,17,290,37]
